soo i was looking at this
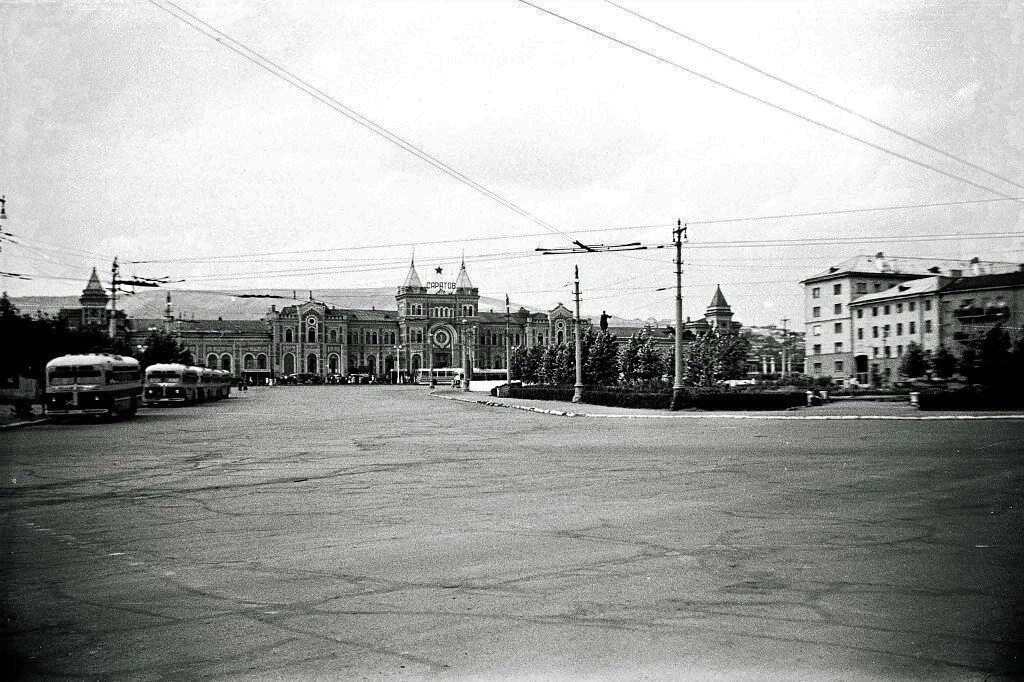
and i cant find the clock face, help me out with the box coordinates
[306,316,317,326]
[432,328,452,348]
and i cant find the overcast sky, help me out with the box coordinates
[2,0,1023,324]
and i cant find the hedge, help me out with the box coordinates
[506,385,806,411]
[917,388,1024,411]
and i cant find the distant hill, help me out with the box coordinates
[10,287,539,321]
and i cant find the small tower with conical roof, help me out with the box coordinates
[80,267,109,309]
[705,284,734,331]
[454,256,474,292]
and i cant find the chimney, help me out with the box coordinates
[970,257,981,276]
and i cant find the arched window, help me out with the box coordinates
[494,356,503,369]
[307,328,316,343]
[257,353,268,370]
[220,354,232,371]
[328,353,339,373]
[366,355,376,373]
[371,332,378,345]
[411,354,421,371]
[285,328,293,343]
[206,353,218,369]
[348,355,358,371]
[557,330,564,344]
[243,354,255,370]
[306,353,317,374]
[329,329,337,343]
[283,353,295,374]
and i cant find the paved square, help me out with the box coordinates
[2,386,1022,678]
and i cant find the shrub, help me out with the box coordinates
[507,384,806,411]
[917,387,1024,411]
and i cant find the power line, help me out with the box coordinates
[603,0,1024,192]
[148,0,574,244]
[127,195,1024,265]
[517,0,1024,204]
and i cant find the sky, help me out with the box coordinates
[2,0,1023,325]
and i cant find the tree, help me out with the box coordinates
[618,330,665,385]
[683,331,751,387]
[931,345,956,379]
[136,330,194,370]
[510,344,541,383]
[899,342,927,378]
[978,324,1012,388]
[585,330,619,385]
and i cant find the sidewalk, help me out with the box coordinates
[430,389,1024,420]
[0,403,49,429]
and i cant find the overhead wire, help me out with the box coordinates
[147,0,575,244]
[602,0,1024,192]
[516,0,1024,203]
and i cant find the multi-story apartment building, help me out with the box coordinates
[800,253,1019,380]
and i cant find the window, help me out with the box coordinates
[813,362,822,373]
[857,328,863,340]
[896,303,903,313]
[812,325,821,336]
[329,329,337,343]
[833,283,842,295]
[884,346,891,357]
[908,301,916,312]
[872,307,878,317]
[834,360,844,372]
[834,342,843,352]
[833,303,842,315]
[896,323,903,336]
[856,282,868,294]
[812,287,821,299]
[856,309,864,319]
[908,321,916,335]
[812,306,821,318]
[284,328,293,343]
[872,326,879,338]
[874,283,883,291]
[924,320,932,333]
[897,345,903,356]
[884,305,891,315]
[307,328,316,343]
[924,300,932,311]
[872,347,879,357]
[834,322,842,333]
[813,344,821,355]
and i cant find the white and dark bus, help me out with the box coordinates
[144,363,201,405]
[45,354,142,419]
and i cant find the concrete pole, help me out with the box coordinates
[671,220,686,410]
[505,293,512,386]
[572,265,583,404]
[780,317,789,378]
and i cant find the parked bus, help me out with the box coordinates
[45,354,142,419]
[144,363,201,405]
[416,368,463,385]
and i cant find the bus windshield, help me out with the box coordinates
[48,367,103,386]
[148,371,181,382]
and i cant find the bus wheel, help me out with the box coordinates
[126,398,138,417]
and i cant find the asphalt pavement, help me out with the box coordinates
[2,386,1022,679]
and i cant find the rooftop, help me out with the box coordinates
[801,253,1021,284]
[848,276,946,305]
[941,270,1024,293]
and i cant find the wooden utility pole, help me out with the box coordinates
[572,265,583,404]
[670,220,687,410]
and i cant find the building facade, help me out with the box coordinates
[800,253,1021,380]
[52,262,746,381]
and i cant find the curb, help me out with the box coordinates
[0,417,52,430]
[430,394,1024,421]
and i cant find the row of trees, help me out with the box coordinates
[1,294,193,386]
[899,324,1024,387]
[509,328,751,388]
